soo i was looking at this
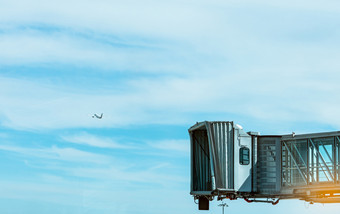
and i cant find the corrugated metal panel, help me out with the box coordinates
[207,122,234,190]
[252,136,258,192]
[189,121,234,193]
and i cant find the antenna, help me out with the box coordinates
[218,202,228,214]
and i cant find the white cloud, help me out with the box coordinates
[61,132,133,149]
[0,1,220,37]
[1,1,340,214]
[1,0,340,70]
[66,164,187,186]
[149,139,189,153]
[0,1,228,73]
[0,144,110,164]
[0,29,193,73]
[2,68,340,131]
[1,0,340,132]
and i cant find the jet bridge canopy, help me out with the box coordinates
[189,121,235,195]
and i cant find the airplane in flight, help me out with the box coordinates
[92,113,103,119]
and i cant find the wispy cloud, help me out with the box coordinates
[148,139,189,153]
[0,144,110,164]
[2,68,340,131]
[1,1,340,133]
[61,132,133,149]
[67,164,187,185]
[0,26,189,73]
[2,1,340,214]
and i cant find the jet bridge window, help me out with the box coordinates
[240,147,250,165]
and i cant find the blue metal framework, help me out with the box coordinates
[282,134,340,186]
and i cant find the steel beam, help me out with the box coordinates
[309,139,334,181]
[282,141,308,185]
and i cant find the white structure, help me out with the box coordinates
[189,121,340,210]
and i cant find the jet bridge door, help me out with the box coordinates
[190,129,212,192]
[256,136,281,194]
[234,127,252,192]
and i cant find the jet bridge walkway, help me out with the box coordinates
[188,121,340,210]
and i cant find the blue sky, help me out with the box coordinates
[1,0,340,213]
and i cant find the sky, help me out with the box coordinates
[1,0,340,213]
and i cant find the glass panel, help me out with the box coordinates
[282,140,307,186]
[240,147,250,165]
[309,137,334,182]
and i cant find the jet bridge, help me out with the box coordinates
[189,121,340,210]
